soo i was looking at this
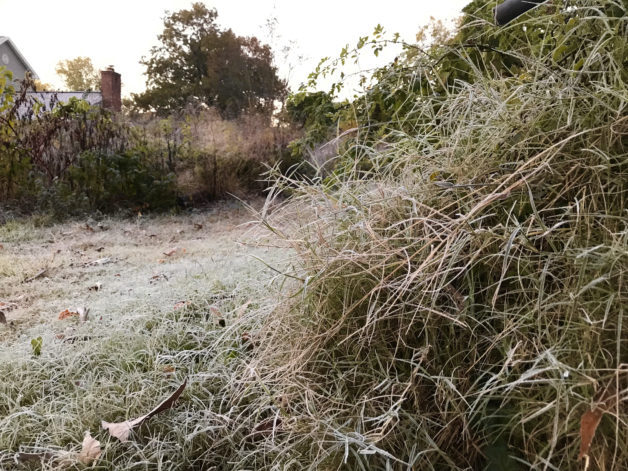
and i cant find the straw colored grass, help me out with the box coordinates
[1,2,626,470]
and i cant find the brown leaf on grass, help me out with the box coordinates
[150,273,168,284]
[102,379,187,442]
[59,309,79,320]
[173,301,189,310]
[163,248,178,257]
[78,432,101,465]
[236,300,253,318]
[579,408,604,461]
[210,307,226,327]
[578,382,618,463]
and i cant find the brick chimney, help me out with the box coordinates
[100,66,121,112]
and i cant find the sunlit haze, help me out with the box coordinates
[0,0,468,96]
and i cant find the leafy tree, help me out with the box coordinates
[55,57,100,91]
[134,3,286,118]
[33,79,53,91]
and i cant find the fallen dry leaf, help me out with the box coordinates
[236,300,253,318]
[173,301,188,310]
[59,309,79,320]
[102,379,187,442]
[163,248,178,257]
[578,382,618,465]
[78,431,101,465]
[162,365,176,374]
[150,273,168,284]
[579,408,604,461]
[210,307,226,327]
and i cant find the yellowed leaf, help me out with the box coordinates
[101,417,145,443]
[78,431,101,465]
[236,300,252,318]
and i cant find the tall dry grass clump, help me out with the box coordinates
[251,3,627,469]
[133,107,298,203]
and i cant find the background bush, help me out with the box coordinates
[0,74,300,218]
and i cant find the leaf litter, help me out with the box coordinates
[102,379,187,442]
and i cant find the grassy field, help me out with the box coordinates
[0,201,297,469]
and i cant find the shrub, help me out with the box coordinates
[133,106,299,202]
[0,73,175,215]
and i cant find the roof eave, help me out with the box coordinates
[0,36,39,80]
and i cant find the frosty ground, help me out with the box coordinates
[0,200,284,353]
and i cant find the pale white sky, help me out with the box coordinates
[0,0,468,96]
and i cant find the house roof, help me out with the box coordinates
[0,36,39,79]
[17,91,102,118]
[27,91,102,106]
